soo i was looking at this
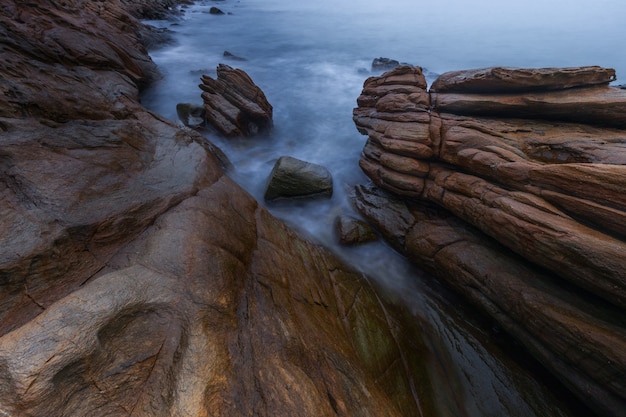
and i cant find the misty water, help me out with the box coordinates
[141,0,625,415]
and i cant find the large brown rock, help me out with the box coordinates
[353,65,626,416]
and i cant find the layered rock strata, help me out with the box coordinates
[353,65,626,416]
[199,64,273,137]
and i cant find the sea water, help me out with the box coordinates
[141,1,624,414]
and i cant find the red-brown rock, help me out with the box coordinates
[430,65,616,93]
[199,64,273,137]
[353,65,626,416]
[0,2,460,416]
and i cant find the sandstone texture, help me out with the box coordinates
[353,65,626,416]
[199,64,273,137]
[0,1,432,416]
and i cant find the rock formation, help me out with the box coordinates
[0,1,476,416]
[0,0,611,415]
[353,65,626,416]
[199,64,273,137]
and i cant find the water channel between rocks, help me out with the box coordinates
[140,0,625,415]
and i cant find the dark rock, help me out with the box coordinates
[335,215,378,245]
[264,156,333,201]
[430,66,616,93]
[372,57,400,72]
[223,50,248,61]
[209,6,225,15]
[176,102,206,127]
[138,24,176,50]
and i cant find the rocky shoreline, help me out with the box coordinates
[1,0,624,416]
[353,65,626,416]
[0,1,433,415]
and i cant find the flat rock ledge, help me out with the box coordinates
[353,64,626,417]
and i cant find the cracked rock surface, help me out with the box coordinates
[353,65,626,416]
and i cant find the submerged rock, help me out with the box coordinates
[223,50,248,61]
[372,57,401,72]
[176,102,206,127]
[264,156,333,201]
[353,64,626,416]
[199,64,273,137]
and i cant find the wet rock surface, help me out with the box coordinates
[264,156,333,201]
[176,102,206,127]
[335,214,378,245]
[199,63,273,137]
[353,64,626,416]
[0,1,468,416]
[0,0,611,415]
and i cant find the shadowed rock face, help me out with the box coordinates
[353,65,626,416]
[0,1,443,416]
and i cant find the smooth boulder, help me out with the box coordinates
[264,156,333,201]
[176,102,206,127]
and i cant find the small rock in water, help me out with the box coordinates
[176,103,206,128]
[335,215,378,245]
[371,57,415,73]
[264,156,333,201]
[209,6,224,15]
[223,51,247,61]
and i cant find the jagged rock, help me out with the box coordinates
[353,64,626,416]
[264,156,333,201]
[199,64,273,137]
[335,215,378,245]
[209,6,225,15]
